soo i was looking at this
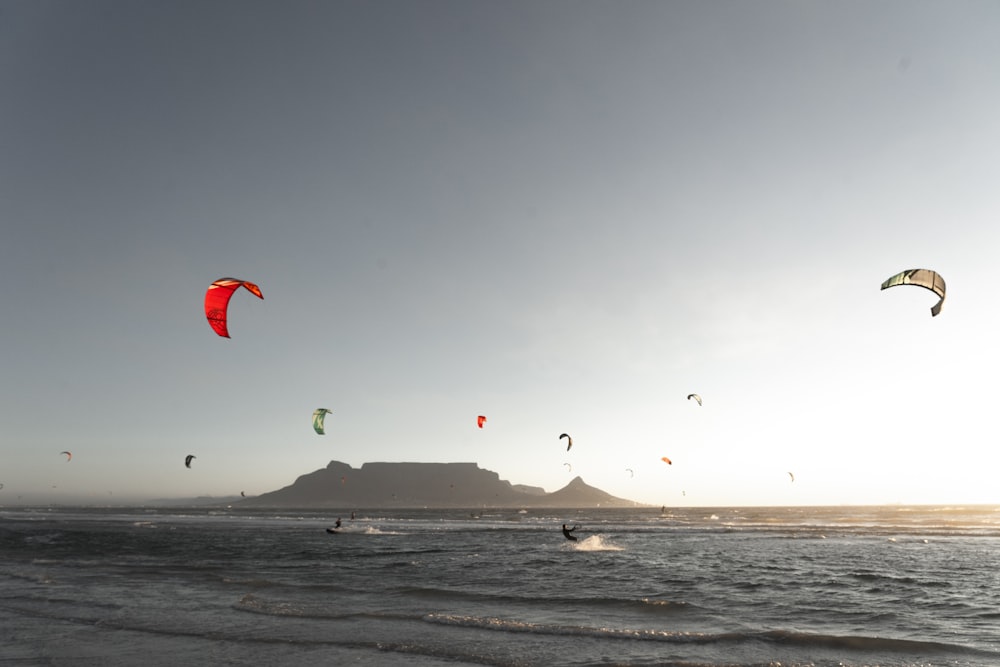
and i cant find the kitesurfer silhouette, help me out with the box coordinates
[562,524,579,541]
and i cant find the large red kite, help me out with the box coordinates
[204,278,263,338]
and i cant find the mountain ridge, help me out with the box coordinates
[237,460,644,508]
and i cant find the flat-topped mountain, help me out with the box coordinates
[239,461,641,508]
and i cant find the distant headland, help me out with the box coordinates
[237,461,643,508]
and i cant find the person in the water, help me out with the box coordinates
[562,524,579,541]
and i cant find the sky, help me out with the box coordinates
[3,0,1000,507]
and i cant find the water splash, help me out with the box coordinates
[571,535,624,552]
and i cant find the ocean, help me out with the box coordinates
[1,504,998,666]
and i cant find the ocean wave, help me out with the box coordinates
[233,593,358,620]
[222,577,367,597]
[233,593,426,624]
[425,612,714,642]
[363,546,449,557]
[0,593,130,636]
[394,586,692,614]
[422,613,994,658]
[0,568,56,585]
[847,571,948,589]
[221,576,279,588]
[755,628,989,656]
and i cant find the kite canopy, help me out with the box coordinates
[661,456,673,465]
[185,454,196,468]
[880,269,945,316]
[477,415,486,429]
[60,451,72,462]
[687,394,702,406]
[205,278,263,338]
[559,433,573,451]
[313,408,332,435]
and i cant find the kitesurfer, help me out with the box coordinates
[562,524,579,541]
[335,518,342,529]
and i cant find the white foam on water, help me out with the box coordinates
[570,534,623,552]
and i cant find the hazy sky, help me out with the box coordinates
[3,0,1000,506]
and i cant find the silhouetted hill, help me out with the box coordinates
[239,461,641,508]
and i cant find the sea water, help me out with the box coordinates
[1,505,998,666]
